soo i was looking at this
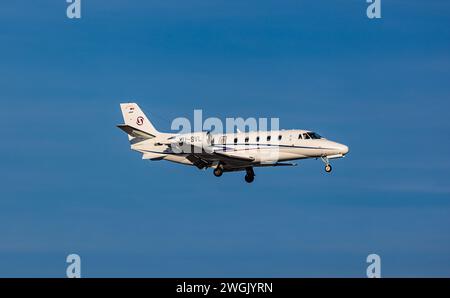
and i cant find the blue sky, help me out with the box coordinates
[0,0,449,277]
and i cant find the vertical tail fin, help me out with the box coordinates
[119,103,159,138]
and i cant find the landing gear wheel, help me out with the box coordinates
[213,167,223,177]
[244,167,255,183]
[325,164,332,173]
[245,174,254,183]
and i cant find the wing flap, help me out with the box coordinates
[186,154,209,169]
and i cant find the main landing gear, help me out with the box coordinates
[213,164,223,177]
[213,165,255,183]
[321,156,333,173]
[245,167,255,183]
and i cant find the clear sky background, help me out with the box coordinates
[0,0,449,277]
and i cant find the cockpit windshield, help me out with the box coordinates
[307,132,322,139]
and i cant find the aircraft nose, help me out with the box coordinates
[339,144,349,155]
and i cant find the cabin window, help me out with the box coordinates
[298,134,302,139]
[278,135,282,141]
[234,137,238,144]
[221,136,227,144]
[256,136,260,142]
[211,138,215,145]
[267,136,271,141]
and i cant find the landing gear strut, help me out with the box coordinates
[321,156,332,173]
[244,167,255,183]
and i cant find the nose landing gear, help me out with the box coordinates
[321,156,332,173]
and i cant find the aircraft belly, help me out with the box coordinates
[294,147,322,158]
[253,147,304,162]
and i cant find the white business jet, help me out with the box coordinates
[117,103,349,183]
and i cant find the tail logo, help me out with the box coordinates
[136,116,144,126]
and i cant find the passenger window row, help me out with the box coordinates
[229,135,282,144]
[212,132,321,145]
[213,136,281,144]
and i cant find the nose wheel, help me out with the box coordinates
[325,164,332,173]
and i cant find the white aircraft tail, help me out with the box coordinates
[118,103,159,140]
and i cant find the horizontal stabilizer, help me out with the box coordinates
[142,152,165,160]
[117,124,156,139]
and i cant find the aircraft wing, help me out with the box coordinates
[186,154,210,169]
[154,140,258,168]
[183,151,254,170]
